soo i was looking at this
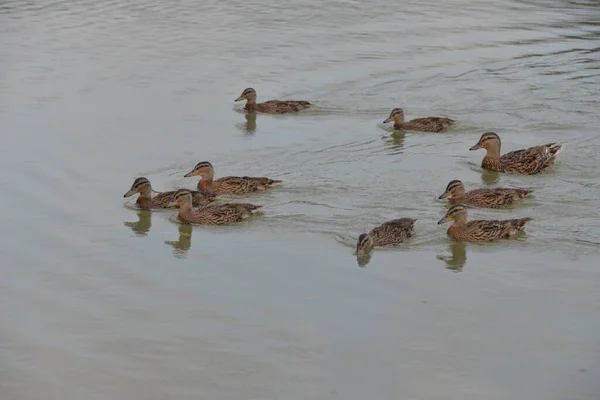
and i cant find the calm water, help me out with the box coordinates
[1,0,599,398]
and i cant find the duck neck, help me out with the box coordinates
[484,142,501,159]
[136,187,153,203]
[177,199,193,217]
[450,187,465,201]
[393,116,405,128]
[452,212,468,227]
[245,96,257,110]
[197,172,214,190]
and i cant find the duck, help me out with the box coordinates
[437,204,532,241]
[123,177,218,210]
[356,218,416,254]
[383,108,455,132]
[165,189,263,225]
[184,161,282,194]
[469,132,564,174]
[235,88,312,114]
[439,179,532,208]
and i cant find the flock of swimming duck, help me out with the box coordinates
[124,87,565,256]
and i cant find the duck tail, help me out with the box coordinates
[548,143,564,157]
[518,189,533,198]
[268,179,283,187]
[517,217,533,230]
[250,205,264,214]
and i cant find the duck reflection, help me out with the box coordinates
[356,251,373,267]
[383,131,406,151]
[480,169,500,185]
[123,210,152,236]
[437,241,467,272]
[164,223,193,258]
[235,112,257,133]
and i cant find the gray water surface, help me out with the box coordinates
[1,0,600,399]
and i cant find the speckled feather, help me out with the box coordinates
[200,176,282,194]
[384,108,455,132]
[366,218,416,246]
[185,161,282,194]
[396,117,456,132]
[440,205,532,241]
[177,203,264,225]
[236,88,311,114]
[453,188,531,208]
[448,218,533,241]
[473,132,564,174]
[124,177,218,210]
[169,189,263,225]
[441,180,532,208]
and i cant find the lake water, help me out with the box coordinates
[1,0,599,399]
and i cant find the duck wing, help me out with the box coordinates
[403,117,455,132]
[464,188,531,208]
[215,176,281,193]
[465,218,532,240]
[256,100,312,114]
[191,203,263,225]
[369,218,416,246]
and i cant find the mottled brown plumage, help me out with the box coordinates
[235,88,312,114]
[439,179,532,208]
[437,204,532,241]
[470,132,564,174]
[123,177,218,210]
[383,108,455,132]
[356,218,416,253]
[166,189,263,225]
[184,161,282,194]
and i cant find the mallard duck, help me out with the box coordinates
[165,189,263,225]
[184,161,282,194]
[356,218,416,254]
[383,108,455,132]
[439,179,532,208]
[469,132,564,174]
[123,177,218,210]
[235,88,312,114]
[437,204,532,241]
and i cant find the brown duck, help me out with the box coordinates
[383,108,455,132]
[235,88,312,114]
[470,132,564,174]
[166,189,263,225]
[184,161,282,194]
[123,177,218,210]
[356,218,416,254]
[439,179,532,208]
[437,204,532,241]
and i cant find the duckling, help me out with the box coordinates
[356,218,416,254]
[124,177,218,210]
[383,108,455,132]
[439,179,532,208]
[437,204,532,241]
[166,189,263,225]
[470,132,564,174]
[235,88,312,114]
[184,161,282,194]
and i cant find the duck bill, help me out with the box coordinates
[438,192,449,199]
[123,189,136,198]
[383,117,392,123]
[437,216,452,225]
[235,95,244,102]
[184,170,197,178]
[469,143,482,151]
[164,199,177,208]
